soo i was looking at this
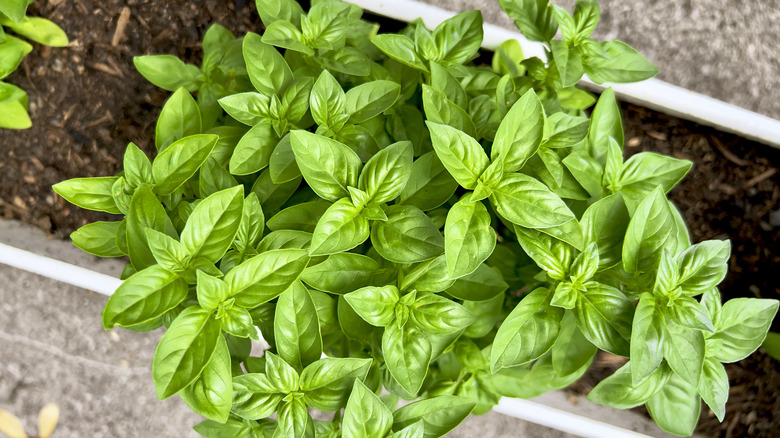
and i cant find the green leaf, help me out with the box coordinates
[254,0,304,27]
[344,285,400,327]
[281,77,313,124]
[301,0,352,50]
[156,88,202,151]
[646,373,701,437]
[153,307,221,399]
[257,230,312,253]
[53,177,120,214]
[444,196,496,278]
[181,186,244,262]
[709,298,779,363]
[145,228,188,271]
[569,242,599,283]
[269,134,301,184]
[514,227,573,280]
[399,152,458,211]
[123,143,154,188]
[446,263,507,301]
[225,249,310,308]
[371,34,428,71]
[217,92,270,126]
[410,293,474,335]
[250,170,300,215]
[588,88,623,162]
[388,421,425,438]
[551,312,597,377]
[102,265,188,329]
[426,121,489,190]
[310,70,347,129]
[275,281,323,370]
[573,0,600,38]
[497,0,558,42]
[196,271,229,311]
[300,357,372,411]
[675,240,730,295]
[581,193,630,269]
[229,122,277,175]
[698,357,728,422]
[422,85,477,140]
[433,10,483,64]
[301,253,378,294]
[543,112,589,149]
[429,62,468,109]
[584,40,659,84]
[358,141,414,203]
[231,354,296,419]
[152,134,218,195]
[126,184,178,270]
[261,20,312,55]
[491,288,563,371]
[622,187,678,274]
[630,293,665,384]
[618,152,691,208]
[491,173,580,238]
[0,85,31,129]
[551,40,583,87]
[180,335,232,422]
[3,17,67,47]
[573,282,633,356]
[392,396,476,438]
[383,323,432,395]
[587,362,671,409]
[275,397,314,438]
[0,0,28,23]
[267,201,329,233]
[133,55,200,92]
[345,80,401,124]
[290,130,362,201]
[309,198,369,256]
[663,321,704,387]
[234,193,264,254]
[371,204,444,263]
[342,380,393,438]
[243,32,293,95]
[71,221,124,257]
[663,297,714,332]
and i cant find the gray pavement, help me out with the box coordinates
[417,0,780,120]
[0,219,680,437]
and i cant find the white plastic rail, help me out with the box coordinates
[351,0,780,148]
[0,240,655,438]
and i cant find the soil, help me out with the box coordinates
[0,1,777,437]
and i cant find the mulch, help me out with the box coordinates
[0,1,777,437]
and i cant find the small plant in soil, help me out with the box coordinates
[53,0,778,436]
[0,0,68,129]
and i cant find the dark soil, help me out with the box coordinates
[0,1,777,437]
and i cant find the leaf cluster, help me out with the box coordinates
[0,0,68,129]
[54,0,777,437]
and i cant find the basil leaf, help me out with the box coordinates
[551,312,597,377]
[663,297,714,332]
[433,10,483,64]
[228,122,278,175]
[410,293,474,335]
[257,230,312,253]
[388,421,425,438]
[622,187,678,274]
[342,380,393,438]
[71,221,124,257]
[371,34,428,71]
[275,397,314,438]
[581,193,630,269]
[231,372,284,420]
[383,323,432,395]
[709,298,779,363]
[491,89,544,173]
[254,0,304,27]
[275,281,323,370]
[152,134,218,195]
[53,176,120,214]
[179,335,232,422]
[345,80,401,124]
[444,196,496,278]
[156,88,202,152]
[675,240,730,295]
[421,85,477,139]
[290,130,362,201]
[152,307,221,399]
[399,151,458,211]
[281,76,314,124]
[358,141,414,203]
[267,201,329,233]
[371,204,444,263]
[551,40,583,87]
[261,20,312,55]
[663,320,704,387]
[300,357,372,411]
[179,186,243,262]
[225,249,310,308]
[243,32,293,96]
[584,40,659,84]
[196,270,229,311]
[310,198,369,256]
[392,396,475,438]
[514,226,573,280]
[698,357,729,421]
[269,134,302,184]
[233,193,264,254]
[199,157,238,198]
[618,152,691,208]
[102,265,188,329]
[588,87,623,162]
[630,293,665,384]
[217,92,269,126]
[426,121,489,190]
[133,55,200,92]
[491,287,563,371]
[573,282,633,356]
[126,184,178,270]
[497,0,558,42]
[645,372,701,437]
[251,171,301,217]
[344,285,400,327]
[446,264,507,301]
[301,253,378,294]
[587,362,671,409]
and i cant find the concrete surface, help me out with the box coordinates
[0,219,679,437]
[416,0,780,121]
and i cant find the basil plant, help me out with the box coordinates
[0,0,68,129]
[54,0,777,437]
